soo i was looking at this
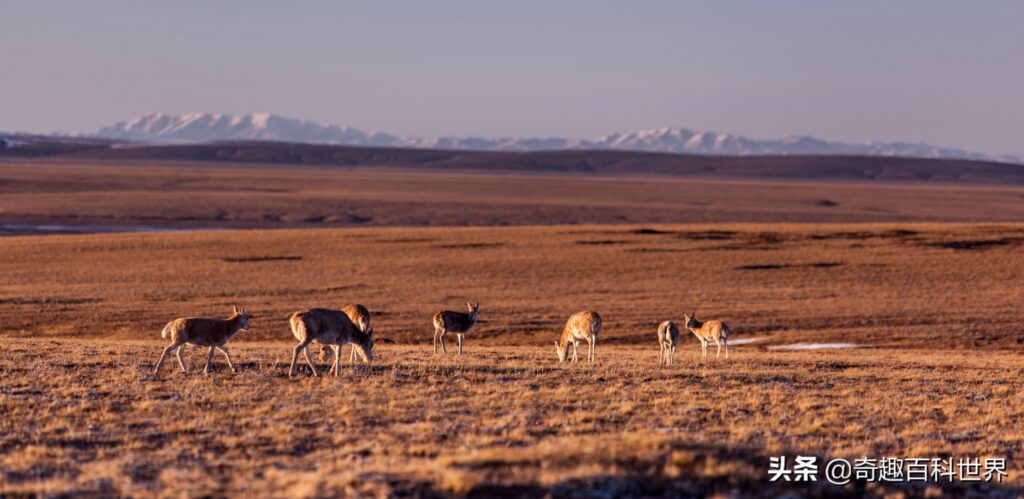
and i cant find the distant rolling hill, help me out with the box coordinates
[90,112,1021,164]
[3,135,1024,184]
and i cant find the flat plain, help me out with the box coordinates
[2,343,1022,497]
[1,222,1022,348]
[4,160,1024,231]
[1,222,1022,496]
[1,159,1023,496]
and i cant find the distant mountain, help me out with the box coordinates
[89,112,1019,163]
[588,128,1013,162]
[96,112,400,146]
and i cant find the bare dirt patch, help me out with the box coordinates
[221,256,304,263]
[734,262,844,271]
[926,237,1024,251]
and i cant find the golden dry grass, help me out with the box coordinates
[1,342,1021,496]
[0,223,1021,348]
[1,222,1022,496]
[4,161,1024,230]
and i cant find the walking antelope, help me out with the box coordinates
[555,311,601,363]
[657,320,681,366]
[319,304,372,364]
[683,312,730,359]
[288,308,374,378]
[153,306,251,375]
[432,302,479,355]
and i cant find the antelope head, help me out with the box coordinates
[554,340,567,362]
[359,330,374,363]
[233,306,251,330]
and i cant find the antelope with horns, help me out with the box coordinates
[153,306,251,375]
[433,302,479,355]
[320,304,372,364]
[683,311,730,359]
[289,307,374,378]
[555,311,601,363]
[657,320,681,366]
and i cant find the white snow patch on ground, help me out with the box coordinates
[727,337,765,346]
[767,342,865,351]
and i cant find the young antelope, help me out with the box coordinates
[657,320,681,366]
[320,304,372,364]
[288,307,374,378]
[432,302,479,355]
[555,311,601,363]
[683,311,730,359]
[153,306,251,375]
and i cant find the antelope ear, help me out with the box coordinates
[233,306,240,314]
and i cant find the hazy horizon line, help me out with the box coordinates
[4,110,1022,158]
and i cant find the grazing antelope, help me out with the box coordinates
[683,311,730,359]
[555,311,601,363]
[288,307,374,378]
[432,302,479,355]
[657,320,681,366]
[319,304,372,364]
[153,306,251,375]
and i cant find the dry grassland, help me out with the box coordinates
[0,223,1021,348]
[3,161,1024,230]
[1,343,1022,497]
[1,222,1022,496]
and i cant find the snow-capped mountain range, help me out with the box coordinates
[87,112,1018,163]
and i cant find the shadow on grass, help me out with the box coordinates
[451,441,1021,498]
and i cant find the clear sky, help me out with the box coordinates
[2,1,1022,154]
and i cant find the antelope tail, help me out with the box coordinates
[290,314,310,336]
[161,322,172,339]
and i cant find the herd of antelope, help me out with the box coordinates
[151,302,730,376]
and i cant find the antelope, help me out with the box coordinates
[319,304,372,364]
[555,311,601,363]
[683,311,729,359]
[432,302,479,355]
[657,320,681,366]
[153,306,251,375]
[288,307,374,378]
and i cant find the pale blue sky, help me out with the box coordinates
[2,1,1022,154]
